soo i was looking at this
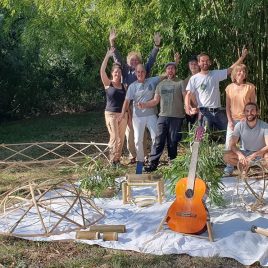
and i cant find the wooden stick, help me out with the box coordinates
[89,225,126,233]
[206,220,214,242]
[251,225,268,237]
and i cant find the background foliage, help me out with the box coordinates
[0,0,267,121]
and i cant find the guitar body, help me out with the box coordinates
[166,177,208,234]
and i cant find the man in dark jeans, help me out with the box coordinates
[185,49,248,131]
[137,62,185,172]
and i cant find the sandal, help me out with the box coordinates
[129,158,136,164]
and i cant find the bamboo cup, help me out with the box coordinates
[76,230,100,240]
[102,232,118,241]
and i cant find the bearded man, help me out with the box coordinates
[223,102,268,171]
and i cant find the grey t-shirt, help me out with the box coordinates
[126,76,160,117]
[186,69,227,108]
[233,119,268,151]
[155,78,185,118]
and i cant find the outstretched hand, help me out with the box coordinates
[241,45,248,58]
[174,52,180,65]
[154,32,162,46]
[109,29,117,46]
[106,47,115,57]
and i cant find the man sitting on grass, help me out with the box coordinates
[223,102,268,174]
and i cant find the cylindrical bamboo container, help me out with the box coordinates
[76,230,100,240]
[89,224,126,233]
[102,232,118,241]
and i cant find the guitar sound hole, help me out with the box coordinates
[185,189,194,198]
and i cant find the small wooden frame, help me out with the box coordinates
[122,174,165,204]
[156,214,214,242]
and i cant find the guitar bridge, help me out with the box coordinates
[176,211,197,218]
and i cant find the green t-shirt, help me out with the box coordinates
[155,78,185,118]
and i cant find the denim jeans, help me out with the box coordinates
[149,116,184,166]
[199,109,227,131]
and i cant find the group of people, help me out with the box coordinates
[100,30,268,175]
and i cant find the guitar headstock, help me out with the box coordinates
[195,126,205,142]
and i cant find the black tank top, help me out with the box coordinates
[105,82,126,113]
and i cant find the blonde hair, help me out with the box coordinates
[127,51,142,66]
[231,64,248,83]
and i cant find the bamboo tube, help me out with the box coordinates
[251,225,268,237]
[102,232,118,241]
[89,225,126,233]
[76,230,100,240]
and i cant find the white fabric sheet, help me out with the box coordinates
[0,177,268,266]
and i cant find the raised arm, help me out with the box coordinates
[100,48,114,87]
[227,46,248,75]
[174,52,181,66]
[109,29,124,66]
[145,32,162,75]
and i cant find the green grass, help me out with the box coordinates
[0,236,257,268]
[0,112,263,268]
[0,111,107,144]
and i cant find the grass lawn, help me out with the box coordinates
[0,112,263,267]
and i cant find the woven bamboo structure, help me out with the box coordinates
[0,178,104,237]
[0,142,110,170]
[236,158,268,213]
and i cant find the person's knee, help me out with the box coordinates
[223,151,232,164]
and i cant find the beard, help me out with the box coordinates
[201,65,209,71]
[246,114,257,122]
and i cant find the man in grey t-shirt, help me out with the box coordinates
[120,64,164,170]
[223,102,268,171]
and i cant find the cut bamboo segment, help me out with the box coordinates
[102,232,118,241]
[76,230,100,240]
[89,224,126,233]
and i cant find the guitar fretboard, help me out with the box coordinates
[187,141,200,191]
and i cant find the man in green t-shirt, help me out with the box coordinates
[137,62,185,172]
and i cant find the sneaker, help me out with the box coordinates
[223,165,234,176]
[144,165,157,173]
[112,160,120,168]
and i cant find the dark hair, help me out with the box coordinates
[188,55,198,63]
[197,52,210,62]
[244,102,258,111]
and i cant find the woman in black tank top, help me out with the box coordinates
[100,47,128,166]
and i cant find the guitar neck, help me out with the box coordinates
[187,141,200,191]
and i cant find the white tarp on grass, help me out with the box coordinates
[0,177,268,266]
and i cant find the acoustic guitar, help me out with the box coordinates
[166,126,208,234]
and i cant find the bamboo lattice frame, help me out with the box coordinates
[236,158,268,213]
[0,142,110,170]
[0,178,105,237]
